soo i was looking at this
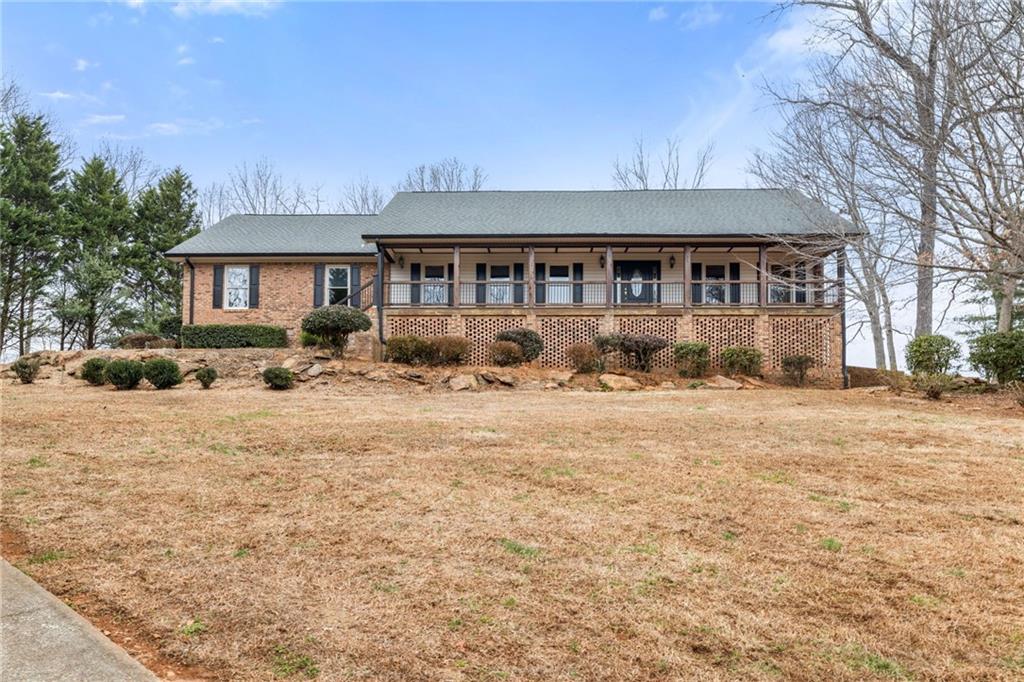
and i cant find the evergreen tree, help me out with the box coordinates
[128,167,200,326]
[56,156,133,348]
[0,114,65,355]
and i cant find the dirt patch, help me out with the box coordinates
[2,380,1023,680]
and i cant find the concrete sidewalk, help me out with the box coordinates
[1,559,156,681]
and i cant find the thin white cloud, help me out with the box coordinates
[82,114,126,126]
[241,117,262,125]
[209,36,225,44]
[678,3,723,32]
[146,117,223,136]
[171,0,279,19]
[177,56,196,66]
[74,58,97,72]
[177,43,190,54]
[648,6,669,22]
[122,0,145,9]
[41,90,75,100]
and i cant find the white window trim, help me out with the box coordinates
[325,264,351,306]
[224,265,250,310]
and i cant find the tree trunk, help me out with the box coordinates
[915,145,938,338]
[879,284,899,371]
[996,276,1016,332]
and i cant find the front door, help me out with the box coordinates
[615,260,660,304]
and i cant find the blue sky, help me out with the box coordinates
[4,1,822,192]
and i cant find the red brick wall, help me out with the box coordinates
[182,261,377,346]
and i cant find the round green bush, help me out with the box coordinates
[300,305,372,357]
[594,333,669,373]
[969,330,1024,384]
[720,346,763,377]
[104,359,144,390]
[428,336,471,366]
[80,357,109,385]
[781,354,814,386]
[262,366,294,390]
[495,328,543,362]
[673,341,710,378]
[12,356,41,384]
[143,358,182,390]
[386,335,433,365]
[195,366,218,389]
[905,334,960,375]
[489,340,524,367]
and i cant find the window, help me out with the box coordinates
[327,266,350,305]
[225,266,249,309]
[488,265,510,304]
[423,265,447,305]
[548,265,570,304]
[770,265,792,304]
[704,265,725,305]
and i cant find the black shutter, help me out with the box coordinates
[535,262,546,304]
[313,264,325,307]
[729,262,740,304]
[447,263,455,307]
[513,263,524,304]
[795,262,807,303]
[350,264,361,308]
[572,262,583,304]
[248,264,260,308]
[212,265,223,308]
[410,263,421,305]
[475,263,487,304]
[691,262,703,304]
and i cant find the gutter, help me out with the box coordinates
[185,257,195,325]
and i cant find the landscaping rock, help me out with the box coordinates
[306,363,323,377]
[402,370,428,384]
[449,374,478,391]
[548,370,574,385]
[365,369,391,382]
[544,382,560,390]
[496,374,516,387]
[478,372,498,384]
[659,381,676,389]
[704,375,742,390]
[737,375,769,389]
[599,373,641,391]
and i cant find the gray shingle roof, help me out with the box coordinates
[366,189,856,239]
[166,214,378,256]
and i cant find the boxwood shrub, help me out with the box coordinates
[80,357,109,385]
[565,342,603,373]
[143,358,182,390]
[300,305,372,357]
[489,340,524,367]
[673,341,710,378]
[905,334,960,375]
[969,330,1024,384]
[721,346,763,377]
[195,366,218,389]
[262,367,294,390]
[12,356,41,384]
[386,335,433,365]
[495,328,543,362]
[781,354,814,386]
[181,324,288,349]
[104,359,144,390]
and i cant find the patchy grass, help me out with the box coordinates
[2,381,1021,679]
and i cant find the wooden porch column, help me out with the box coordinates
[605,245,614,308]
[527,245,536,307]
[452,245,461,307]
[683,246,693,307]
[758,245,768,307]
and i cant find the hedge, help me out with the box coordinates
[181,324,288,349]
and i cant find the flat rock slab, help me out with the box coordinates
[0,560,155,681]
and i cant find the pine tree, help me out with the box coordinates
[0,114,65,355]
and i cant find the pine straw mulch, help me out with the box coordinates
[1,380,1022,681]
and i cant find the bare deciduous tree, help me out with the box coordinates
[98,141,160,200]
[198,157,330,226]
[337,176,387,214]
[612,136,715,190]
[396,157,486,192]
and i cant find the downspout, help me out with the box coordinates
[185,257,195,325]
[837,248,848,389]
[375,247,385,345]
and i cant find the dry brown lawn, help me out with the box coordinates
[2,377,1023,681]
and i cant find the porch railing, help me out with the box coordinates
[380,278,840,308]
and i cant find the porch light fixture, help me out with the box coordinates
[669,255,676,269]
[599,254,606,268]
[398,255,405,268]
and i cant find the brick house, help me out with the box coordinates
[167,189,856,382]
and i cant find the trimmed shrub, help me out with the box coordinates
[495,328,543,362]
[118,332,164,349]
[195,366,218,389]
[781,354,814,386]
[299,331,321,348]
[262,367,294,390]
[913,372,954,400]
[489,340,525,367]
[721,346,763,377]
[12,356,41,384]
[157,314,182,341]
[386,335,433,365]
[673,342,710,378]
[969,330,1024,384]
[566,342,603,373]
[593,333,668,373]
[104,359,144,390]
[593,334,621,355]
[905,334,960,375]
[80,357,109,385]
[429,336,471,366]
[300,305,372,357]
[181,324,288,349]
[143,358,182,390]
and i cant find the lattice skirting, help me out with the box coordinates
[464,316,527,365]
[769,316,836,372]
[386,316,454,339]
[613,316,680,370]
[692,316,758,369]
[537,316,603,368]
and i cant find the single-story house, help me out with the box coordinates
[166,189,856,381]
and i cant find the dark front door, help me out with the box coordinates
[615,260,660,304]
